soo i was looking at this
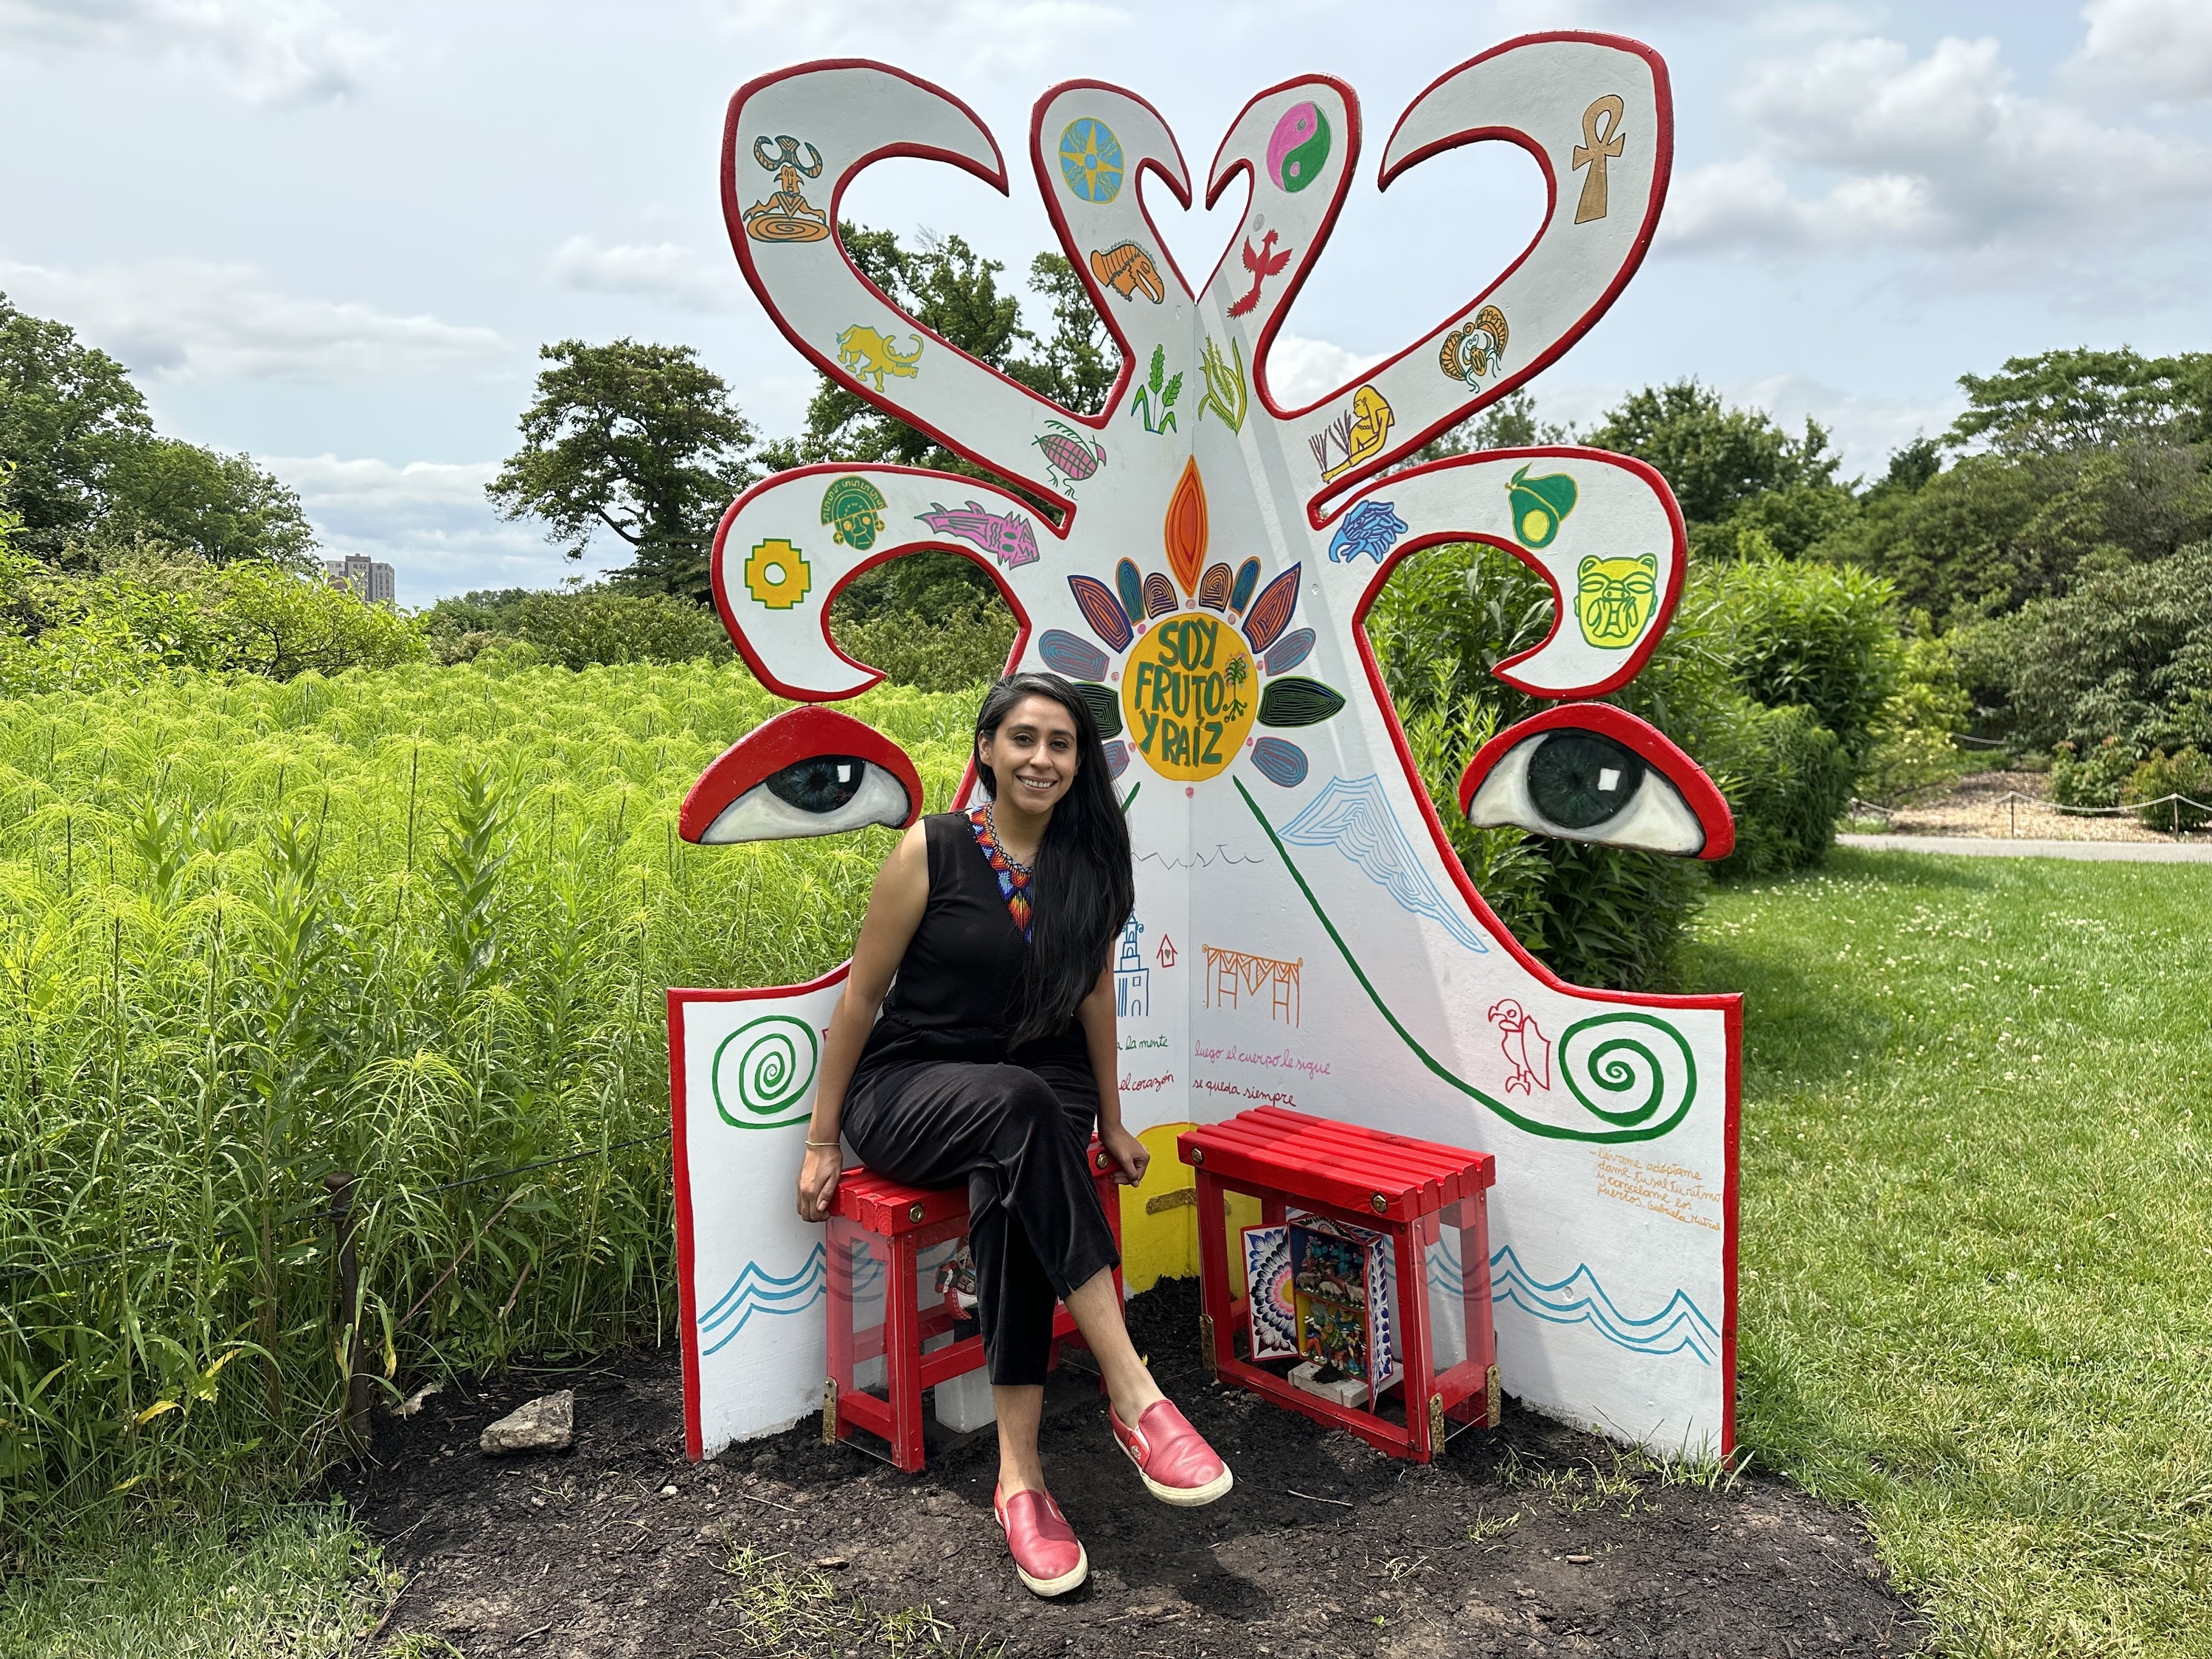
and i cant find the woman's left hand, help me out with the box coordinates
[1099,1122,1150,1186]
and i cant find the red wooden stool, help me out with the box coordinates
[1178,1107,1499,1461]
[822,1137,1124,1472]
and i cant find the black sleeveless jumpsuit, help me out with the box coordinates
[841,811,1123,1386]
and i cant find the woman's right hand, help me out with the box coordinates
[796,1144,843,1224]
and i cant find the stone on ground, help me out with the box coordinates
[479,1390,574,1454]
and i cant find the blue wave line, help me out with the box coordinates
[1425,1246,1719,1366]
[698,1246,828,1354]
[1279,775,1488,953]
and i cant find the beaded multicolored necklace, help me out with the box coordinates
[967,803,1034,940]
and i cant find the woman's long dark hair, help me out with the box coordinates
[973,672,1133,1047]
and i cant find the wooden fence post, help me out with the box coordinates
[325,1171,374,1449]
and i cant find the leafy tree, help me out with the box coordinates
[103,439,317,571]
[1006,252,1119,415]
[1583,378,1843,530]
[1396,391,1571,470]
[1947,347,2212,456]
[1811,443,2212,625]
[0,294,155,560]
[0,296,316,571]
[773,226,1033,473]
[488,338,758,605]
[761,225,1124,672]
[1961,542,2212,752]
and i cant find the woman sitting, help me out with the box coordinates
[796,672,1231,1597]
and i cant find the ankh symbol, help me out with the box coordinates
[1572,94,1627,225]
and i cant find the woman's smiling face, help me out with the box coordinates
[980,695,1080,817]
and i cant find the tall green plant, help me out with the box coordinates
[0,661,975,1546]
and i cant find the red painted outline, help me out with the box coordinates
[1298,33,1674,512]
[723,60,1102,509]
[707,462,1041,703]
[679,706,925,844]
[1719,995,1741,1457]
[1454,701,1736,861]
[1201,76,1363,420]
[669,964,852,1464]
[1329,445,1686,700]
[1027,80,1196,373]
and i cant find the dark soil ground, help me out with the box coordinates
[334,1280,1924,1658]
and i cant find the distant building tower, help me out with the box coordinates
[1115,915,1150,1020]
[324,554,396,605]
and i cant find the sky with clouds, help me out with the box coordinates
[0,0,2205,601]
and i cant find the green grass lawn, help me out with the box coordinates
[1692,849,2212,1657]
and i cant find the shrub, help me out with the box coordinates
[0,541,425,693]
[1366,543,1714,990]
[2048,736,2140,809]
[2122,746,2212,833]
[1976,541,2212,753]
[1697,555,1903,764]
[831,594,1017,692]
[1699,695,1855,877]
[422,585,731,668]
[1855,622,1977,803]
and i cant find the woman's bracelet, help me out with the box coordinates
[804,1138,840,1150]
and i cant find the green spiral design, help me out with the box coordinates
[1559,1014,1696,1135]
[712,1015,818,1129]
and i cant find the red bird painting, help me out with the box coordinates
[1228,229,1293,319]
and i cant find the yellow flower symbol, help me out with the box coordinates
[744,538,811,609]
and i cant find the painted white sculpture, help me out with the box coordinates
[671,34,1742,1465]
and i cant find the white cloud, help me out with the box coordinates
[0,0,382,104]
[1663,32,2212,257]
[0,257,507,383]
[260,454,597,602]
[549,235,738,313]
[2066,0,2212,105]
[1262,333,1385,410]
[1728,373,1961,480]
[710,0,1130,76]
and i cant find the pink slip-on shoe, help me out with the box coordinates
[992,1486,1089,1597]
[1108,1399,1234,1507]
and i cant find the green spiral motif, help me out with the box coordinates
[1559,1014,1696,1137]
[712,1015,818,1129]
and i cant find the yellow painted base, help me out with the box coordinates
[1116,1123,1265,1297]
[1118,1122,1196,1293]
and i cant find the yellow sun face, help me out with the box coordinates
[1119,611,1258,781]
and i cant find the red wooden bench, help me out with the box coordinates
[1178,1107,1498,1461]
[821,1138,1124,1472]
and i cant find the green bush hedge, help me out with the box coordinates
[1699,696,1856,877]
[422,585,732,669]
[1699,555,1902,763]
[0,538,425,692]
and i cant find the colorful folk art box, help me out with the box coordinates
[1243,1214,1402,1402]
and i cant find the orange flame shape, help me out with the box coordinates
[1164,457,1207,597]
